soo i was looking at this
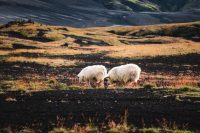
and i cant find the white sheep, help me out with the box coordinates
[104,64,141,88]
[77,65,107,88]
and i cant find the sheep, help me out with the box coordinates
[77,65,107,88]
[104,64,141,88]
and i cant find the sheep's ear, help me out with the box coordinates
[104,76,110,79]
[77,73,81,77]
[104,74,110,79]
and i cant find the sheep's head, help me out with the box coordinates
[104,77,111,89]
[77,75,85,83]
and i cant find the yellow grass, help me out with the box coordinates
[43,30,66,41]
[0,50,11,55]
[1,41,199,59]
[104,21,200,34]
[15,80,48,91]
[0,79,50,91]
[0,47,93,56]
[6,56,80,67]
[0,21,200,90]
[81,42,200,58]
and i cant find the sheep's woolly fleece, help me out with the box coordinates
[77,65,107,84]
[105,64,141,84]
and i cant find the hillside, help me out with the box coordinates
[1,20,199,46]
[101,0,200,12]
[0,21,200,91]
[0,0,200,27]
[0,20,200,131]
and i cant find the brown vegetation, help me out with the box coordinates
[0,21,200,91]
[0,20,199,133]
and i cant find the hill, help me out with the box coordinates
[101,0,200,12]
[0,0,200,27]
[1,20,199,45]
[0,21,200,90]
[0,20,200,133]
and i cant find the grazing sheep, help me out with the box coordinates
[104,64,141,88]
[77,65,107,88]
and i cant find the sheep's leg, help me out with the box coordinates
[87,80,92,88]
[131,80,138,88]
[89,82,96,88]
[132,82,136,87]
[89,82,97,88]
[96,80,102,88]
[91,83,97,88]
[116,82,124,88]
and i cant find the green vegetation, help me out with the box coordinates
[140,128,194,133]
[0,79,83,92]
[179,86,200,92]
[19,128,34,133]
[12,120,195,133]
[143,83,157,89]
[0,55,7,62]
[127,0,158,11]
[0,21,199,91]
[47,79,81,90]
[0,80,15,91]
[49,127,68,133]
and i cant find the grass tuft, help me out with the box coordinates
[143,83,157,89]
[179,86,200,92]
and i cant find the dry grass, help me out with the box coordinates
[6,56,79,67]
[141,73,200,88]
[0,47,93,56]
[43,30,66,41]
[82,42,200,58]
[106,21,200,35]
[0,21,200,91]
[0,79,50,91]
[1,41,199,59]
[0,50,11,55]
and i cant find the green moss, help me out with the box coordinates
[127,0,159,11]
[19,128,35,133]
[173,130,194,133]
[179,86,200,92]
[0,80,15,91]
[0,55,7,62]
[140,128,161,133]
[140,128,194,133]
[143,83,157,89]
[66,85,82,90]
[48,127,68,133]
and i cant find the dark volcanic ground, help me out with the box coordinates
[0,89,199,132]
[0,0,200,27]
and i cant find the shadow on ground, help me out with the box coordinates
[0,89,199,132]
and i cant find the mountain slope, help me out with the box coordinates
[0,0,200,27]
[101,0,200,12]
